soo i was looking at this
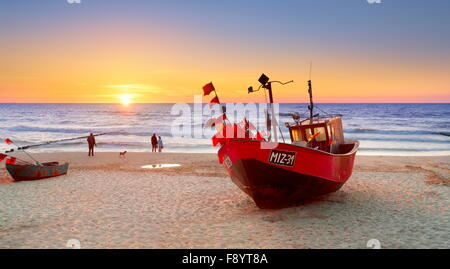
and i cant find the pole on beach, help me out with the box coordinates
[5,132,112,152]
[3,133,112,165]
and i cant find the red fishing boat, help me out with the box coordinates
[208,74,359,208]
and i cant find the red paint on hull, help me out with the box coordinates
[6,162,69,181]
[218,139,358,208]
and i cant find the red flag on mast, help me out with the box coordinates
[203,82,215,96]
[4,138,13,144]
[209,96,220,108]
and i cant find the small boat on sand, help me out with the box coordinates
[6,162,69,181]
[1,137,91,181]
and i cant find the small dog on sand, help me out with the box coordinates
[119,151,127,157]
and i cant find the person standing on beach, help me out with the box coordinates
[87,133,97,156]
[157,136,164,153]
[151,133,158,152]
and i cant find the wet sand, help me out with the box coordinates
[0,152,448,249]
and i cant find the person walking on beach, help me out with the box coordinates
[157,136,164,153]
[87,133,97,156]
[151,133,158,152]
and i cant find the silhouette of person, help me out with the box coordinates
[87,133,97,156]
[158,136,163,153]
[151,133,158,152]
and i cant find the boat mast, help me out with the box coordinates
[266,82,274,103]
[266,82,277,142]
[308,80,314,123]
[307,62,315,124]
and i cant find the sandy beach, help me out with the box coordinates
[0,152,448,249]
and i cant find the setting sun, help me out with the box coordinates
[119,94,133,106]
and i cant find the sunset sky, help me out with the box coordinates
[0,0,449,103]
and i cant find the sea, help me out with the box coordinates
[0,103,449,156]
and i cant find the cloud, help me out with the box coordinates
[104,84,161,93]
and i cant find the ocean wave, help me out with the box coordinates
[279,112,296,117]
[7,125,102,134]
[5,125,133,135]
[345,128,450,136]
[1,103,449,155]
[344,136,450,143]
[97,141,149,147]
[347,128,378,133]
[121,131,173,137]
[57,120,76,124]
[24,140,150,148]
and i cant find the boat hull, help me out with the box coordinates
[6,162,69,181]
[218,140,358,208]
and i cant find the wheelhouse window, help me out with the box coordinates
[313,127,327,142]
[305,128,313,141]
[291,128,302,142]
[327,125,332,141]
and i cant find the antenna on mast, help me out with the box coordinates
[248,73,293,142]
[309,61,312,80]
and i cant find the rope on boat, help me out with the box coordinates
[314,105,332,117]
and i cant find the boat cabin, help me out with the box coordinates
[286,116,345,153]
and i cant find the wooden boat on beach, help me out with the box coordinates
[5,162,69,181]
[217,127,359,209]
[207,74,359,208]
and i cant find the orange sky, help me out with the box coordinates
[2,51,448,103]
[1,1,449,104]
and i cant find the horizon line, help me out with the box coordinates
[0,102,449,105]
